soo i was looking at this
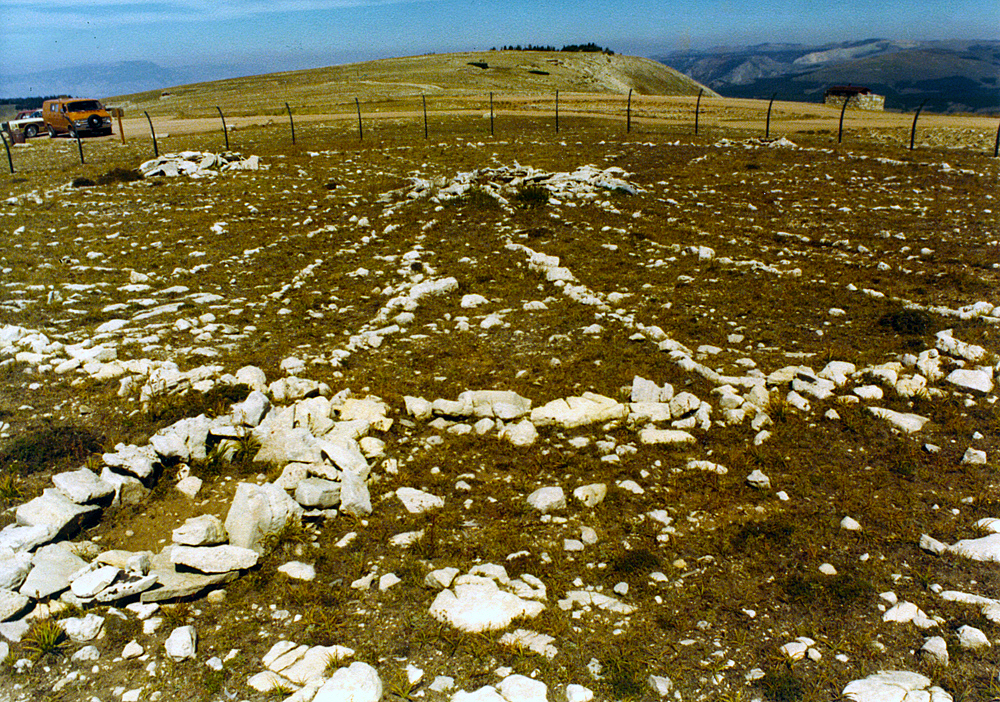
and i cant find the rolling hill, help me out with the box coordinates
[108,51,716,119]
[662,40,1000,113]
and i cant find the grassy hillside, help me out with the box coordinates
[109,51,715,119]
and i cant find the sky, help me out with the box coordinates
[1,0,996,93]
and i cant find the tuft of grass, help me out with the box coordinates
[513,184,549,209]
[877,308,934,336]
[459,186,501,211]
[0,472,22,504]
[756,666,805,702]
[71,177,96,188]
[22,620,67,661]
[96,166,143,185]
[601,656,644,700]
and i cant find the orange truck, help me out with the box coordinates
[42,97,113,138]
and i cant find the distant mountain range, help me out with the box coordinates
[660,39,1000,114]
[0,61,249,102]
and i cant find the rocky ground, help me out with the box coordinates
[1,114,999,702]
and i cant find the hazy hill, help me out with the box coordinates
[107,51,716,119]
[662,40,1000,113]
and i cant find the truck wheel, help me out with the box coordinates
[24,124,38,138]
[47,125,57,138]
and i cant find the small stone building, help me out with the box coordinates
[823,85,885,111]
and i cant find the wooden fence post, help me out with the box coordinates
[75,131,85,164]
[490,92,494,137]
[627,89,632,133]
[285,103,295,144]
[555,91,559,133]
[422,95,428,139]
[355,98,363,141]
[837,97,849,144]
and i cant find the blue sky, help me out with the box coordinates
[1,0,995,87]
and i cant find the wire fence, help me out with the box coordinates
[3,92,999,175]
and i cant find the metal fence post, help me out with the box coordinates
[285,103,295,144]
[490,92,494,137]
[422,95,428,139]
[627,89,632,133]
[355,98,363,141]
[837,97,849,144]
[555,90,559,133]
[143,111,158,157]
[766,93,777,139]
[995,118,1000,158]
[694,89,703,135]
[909,100,927,151]
[75,131,85,164]
[216,107,230,150]
[0,131,13,174]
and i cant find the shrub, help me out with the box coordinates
[878,308,934,335]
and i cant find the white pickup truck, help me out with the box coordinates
[2,109,46,139]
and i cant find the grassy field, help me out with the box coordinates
[1,60,999,702]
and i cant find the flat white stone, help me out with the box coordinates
[170,545,259,573]
[339,471,372,518]
[62,614,105,642]
[498,674,548,702]
[15,489,100,538]
[498,629,557,659]
[0,588,30,622]
[638,428,695,446]
[71,565,121,598]
[19,543,87,599]
[295,478,342,508]
[961,448,987,465]
[565,685,594,702]
[165,625,197,661]
[224,482,304,554]
[648,675,674,697]
[52,468,114,504]
[945,368,993,394]
[396,487,444,514]
[842,671,952,702]
[172,514,227,546]
[122,640,144,659]
[949,533,1000,563]
[530,392,626,428]
[956,624,991,650]
[278,561,316,581]
[176,476,203,498]
[0,550,32,590]
[314,661,382,702]
[527,487,565,512]
[499,419,538,446]
[430,578,545,632]
[841,517,862,531]
[868,407,929,433]
[572,484,606,507]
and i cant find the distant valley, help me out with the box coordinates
[660,39,1000,113]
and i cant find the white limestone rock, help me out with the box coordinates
[949,534,1000,563]
[430,576,545,633]
[100,467,149,506]
[572,484,607,507]
[946,368,994,394]
[122,640,144,659]
[883,601,937,629]
[648,675,674,697]
[172,514,227,546]
[868,407,929,433]
[62,613,105,642]
[498,675,548,702]
[314,661,383,702]
[527,487,565,513]
[295,478,342,509]
[70,565,121,598]
[404,396,433,420]
[396,487,444,514]
[150,415,212,461]
[961,448,987,465]
[956,624,991,650]
[458,390,532,419]
[165,625,198,661]
[842,671,952,702]
[170,545,259,573]
[339,471,372,518]
[102,443,158,479]
[278,562,316,581]
[176,475,203,498]
[565,685,594,702]
[15,488,100,538]
[0,588,31,622]
[499,419,538,447]
[224,482,304,554]
[840,517,862,531]
[638,428,696,446]
[530,393,626,428]
[19,543,87,599]
[0,550,32,590]
[920,636,949,666]
[746,470,770,489]
[233,390,271,427]
[52,468,114,504]
[235,365,268,392]
[498,629,557,660]
[0,524,58,552]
